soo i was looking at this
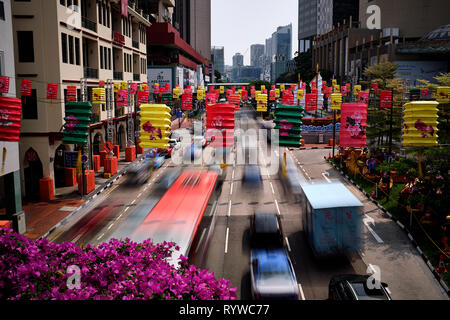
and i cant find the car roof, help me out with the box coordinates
[254,213,279,234]
[252,248,290,271]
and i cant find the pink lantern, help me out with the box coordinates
[117,89,128,106]
[358,91,369,104]
[339,103,368,148]
[380,91,392,108]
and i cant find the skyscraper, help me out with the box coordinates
[232,53,244,67]
[211,46,225,74]
[250,44,265,68]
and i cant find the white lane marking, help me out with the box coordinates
[115,213,123,221]
[230,182,233,195]
[138,192,143,197]
[228,200,232,217]
[71,234,82,243]
[131,199,136,205]
[298,283,306,300]
[224,227,230,253]
[285,237,291,252]
[96,233,105,241]
[368,264,378,274]
[270,182,275,194]
[107,223,114,230]
[322,172,332,183]
[385,287,392,295]
[363,215,384,243]
[124,207,129,212]
[274,200,281,216]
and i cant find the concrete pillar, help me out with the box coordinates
[1,170,26,234]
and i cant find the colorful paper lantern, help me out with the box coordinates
[62,101,92,145]
[139,104,171,149]
[206,93,216,106]
[297,89,304,101]
[340,86,347,97]
[20,80,32,96]
[261,85,266,91]
[121,82,128,90]
[334,85,340,93]
[46,83,58,100]
[256,94,268,112]
[421,88,430,99]
[206,103,235,149]
[241,90,248,101]
[181,92,193,110]
[220,86,225,94]
[380,91,392,109]
[0,76,10,94]
[274,104,304,147]
[436,87,450,103]
[99,80,105,88]
[282,90,294,105]
[402,101,439,147]
[332,79,337,86]
[67,86,77,102]
[137,90,149,107]
[358,91,369,104]
[371,83,379,95]
[353,85,361,96]
[130,83,138,95]
[269,90,276,101]
[0,97,22,142]
[339,103,367,148]
[280,84,285,92]
[113,83,121,93]
[92,88,106,105]
[330,93,342,110]
[305,93,317,111]
[117,89,128,106]
[153,83,160,95]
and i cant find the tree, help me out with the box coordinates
[364,62,398,88]
[214,70,222,82]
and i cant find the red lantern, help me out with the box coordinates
[130,83,138,95]
[358,91,369,104]
[282,90,294,105]
[181,92,193,110]
[241,90,248,101]
[153,83,160,94]
[305,93,317,111]
[20,80,32,96]
[117,89,128,106]
[250,89,255,98]
[0,97,22,142]
[339,103,367,148]
[291,84,297,90]
[67,86,77,102]
[421,88,429,98]
[271,85,276,90]
[371,83,379,95]
[269,90,276,101]
[380,91,392,108]
[137,91,148,107]
[311,88,318,94]
[0,76,10,94]
[231,86,236,93]
[262,89,267,94]
[99,80,105,87]
[47,83,58,100]
[341,86,347,97]
[206,93,216,106]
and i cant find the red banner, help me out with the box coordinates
[340,103,367,148]
[20,80,32,96]
[0,76,9,94]
[380,91,392,108]
[121,0,128,17]
[47,83,58,100]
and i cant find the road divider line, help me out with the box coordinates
[363,215,384,243]
[107,223,114,230]
[96,233,104,241]
[71,234,82,244]
[274,200,281,216]
[322,172,332,183]
[270,182,275,194]
[224,227,229,254]
[298,283,306,300]
[228,200,232,217]
[230,182,233,195]
[138,192,143,198]
[124,207,129,212]
[131,199,136,205]
[195,229,207,253]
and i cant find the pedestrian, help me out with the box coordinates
[442,216,450,253]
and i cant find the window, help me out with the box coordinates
[0,1,5,21]
[107,48,111,70]
[61,33,68,63]
[106,6,110,28]
[60,0,65,5]
[17,31,35,62]
[99,46,103,69]
[98,3,102,24]
[68,35,74,64]
[103,46,107,70]
[22,89,38,119]
[75,38,80,65]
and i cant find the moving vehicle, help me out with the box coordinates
[278,152,304,202]
[250,248,299,300]
[126,159,152,185]
[242,164,263,189]
[155,167,183,192]
[300,182,364,258]
[328,275,391,300]
[250,212,283,248]
[146,152,165,169]
[131,170,221,267]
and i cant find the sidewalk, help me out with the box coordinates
[5,117,190,240]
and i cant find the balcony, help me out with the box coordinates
[82,17,97,33]
[133,74,140,81]
[113,71,123,80]
[132,40,139,49]
[84,67,98,79]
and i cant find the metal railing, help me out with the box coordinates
[82,17,97,33]
[83,67,98,79]
[113,71,123,80]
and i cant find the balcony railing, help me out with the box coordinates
[133,74,140,81]
[82,17,97,33]
[84,67,98,79]
[132,40,139,49]
[113,71,123,80]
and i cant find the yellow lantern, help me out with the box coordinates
[197,89,205,100]
[114,83,121,93]
[280,84,285,92]
[436,86,450,103]
[297,89,304,101]
[261,85,266,91]
[332,79,337,86]
[255,90,261,97]
[334,85,340,93]
[220,86,225,94]
[353,85,362,96]
[173,87,181,99]
[256,93,268,112]
[139,104,171,149]
[402,101,439,147]
[330,93,342,110]
[275,89,281,98]
[121,81,128,90]
[140,83,148,91]
[92,88,106,104]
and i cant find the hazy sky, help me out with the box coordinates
[211,0,298,66]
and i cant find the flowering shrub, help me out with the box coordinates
[0,228,236,300]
